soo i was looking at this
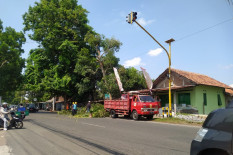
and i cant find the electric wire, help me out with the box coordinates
[175,18,233,42]
[121,17,233,62]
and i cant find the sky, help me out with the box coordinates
[0,0,233,87]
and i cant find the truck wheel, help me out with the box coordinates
[147,115,154,120]
[132,110,140,120]
[110,110,118,118]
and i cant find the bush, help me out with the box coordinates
[90,103,109,118]
[58,103,109,118]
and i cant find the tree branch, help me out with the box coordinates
[0,60,7,68]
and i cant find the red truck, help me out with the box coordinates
[104,91,160,120]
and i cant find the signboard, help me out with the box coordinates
[105,94,110,99]
[113,67,124,92]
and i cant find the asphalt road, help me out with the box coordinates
[3,111,200,155]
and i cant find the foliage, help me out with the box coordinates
[9,91,26,105]
[96,66,147,99]
[25,91,51,103]
[58,103,109,118]
[23,0,96,102]
[0,19,25,99]
[22,0,147,102]
[90,103,109,117]
[119,66,147,91]
[84,32,122,99]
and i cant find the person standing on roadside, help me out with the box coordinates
[86,101,91,113]
[72,102,77,116]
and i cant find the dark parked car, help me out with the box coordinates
[27,104,39,113]
[190,100,233,155]
[29,106,38,112]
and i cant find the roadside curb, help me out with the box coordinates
[150,121,201,128]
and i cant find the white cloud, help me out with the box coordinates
[124,57,142,67]
[147,48,163,56]
[230,84,233,88]
[224,64,233,70]
[137,18,155,26]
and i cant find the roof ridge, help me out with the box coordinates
[170,68,231,89]
[171,68,208,77]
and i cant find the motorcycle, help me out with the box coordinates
[0,111,23,129]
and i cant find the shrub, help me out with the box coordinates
[91,103,109,118]
[58,103,109,118]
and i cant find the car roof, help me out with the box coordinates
[203,108,233,132]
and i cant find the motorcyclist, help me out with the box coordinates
[0,102,10,131]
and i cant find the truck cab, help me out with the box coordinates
[130,95,160,120]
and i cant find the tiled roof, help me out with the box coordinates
[171,68,232,89]
[226,89,233,96]
[153,68,232,89]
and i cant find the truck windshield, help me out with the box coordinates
[139,96,155,102]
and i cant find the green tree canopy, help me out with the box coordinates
[119,67,147,91]
[84,32,122,99]
[0,19,25,99]
[23,0,96,102]
[97,66,147,99]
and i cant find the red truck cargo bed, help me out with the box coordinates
[104,100,130,111]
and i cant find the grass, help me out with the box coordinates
[153,117,203,126]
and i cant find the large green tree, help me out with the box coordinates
[119,67,147,91]
[84,32,122,99]
[0,20,25,100]
[97,66,147,99]
[23,0,96,102]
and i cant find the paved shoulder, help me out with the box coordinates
[0,130,11,155]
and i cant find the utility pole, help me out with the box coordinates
[165,38,175,117]
[126,12,175,117]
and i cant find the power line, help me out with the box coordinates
[175,18,233,42]
[120,18,233,62]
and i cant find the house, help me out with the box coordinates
[152,68,233,114]
[46,96,66,111]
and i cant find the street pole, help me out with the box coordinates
[165,39,175,117]
[134,20,175,117]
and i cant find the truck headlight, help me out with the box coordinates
[194,127,208,142]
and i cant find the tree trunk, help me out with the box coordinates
[97,49,112,100]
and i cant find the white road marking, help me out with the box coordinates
[81,122,105,128]
[105,117,201,128]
